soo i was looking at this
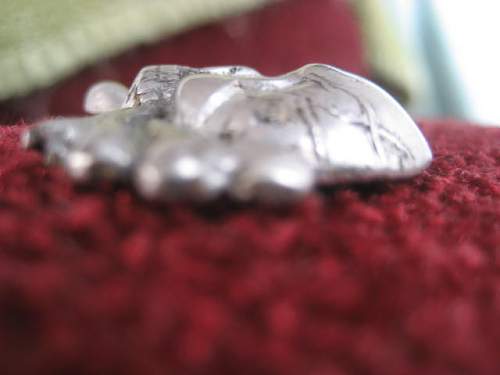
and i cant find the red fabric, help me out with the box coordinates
[1,121,499,375]
[1,1,500,374]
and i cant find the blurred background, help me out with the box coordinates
[1,0,498,125]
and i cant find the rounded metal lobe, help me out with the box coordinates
[230,150,314,204]
[84,81,129,114]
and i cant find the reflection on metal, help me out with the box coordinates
[23,64,432,203]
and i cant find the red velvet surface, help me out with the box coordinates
[1,1,500,374]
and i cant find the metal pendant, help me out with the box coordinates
[22,64,432,203]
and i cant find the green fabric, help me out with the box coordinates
[0,0,268,100]
[353,0,422,106]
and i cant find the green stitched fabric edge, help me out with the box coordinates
[0,0,269,100]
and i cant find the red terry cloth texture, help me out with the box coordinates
[1,0,500,374]
[1,121,500,375]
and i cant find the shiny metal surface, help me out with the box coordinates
[23,64,432,203]
[84,81,129,114]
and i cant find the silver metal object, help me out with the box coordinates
[84,81,129,114]
[23,64,432,203]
